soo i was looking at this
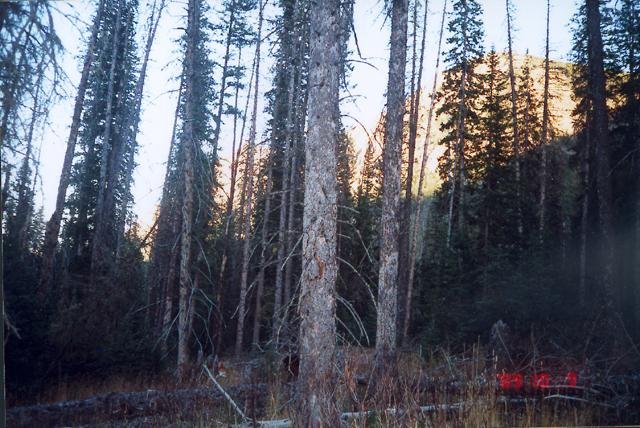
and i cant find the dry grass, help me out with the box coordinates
[14,345,630,426]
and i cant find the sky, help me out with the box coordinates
[35,0,578,228]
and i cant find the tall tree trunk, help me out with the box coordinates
[40,0,105,294]
[283,116,299,311]
[399,0,426,333]
[156,76,183,356]
[211,1,236,152]
[402,0,446,345]
[283,15,308,328]
[215,48,256,349]
[177,0,198,378]
[296,0,340,423]
[1,168,11,216]
[252,160,274,348]
[16,57,44,252]
[235,1,264,356]
[539,0,550,242]
[272,21,298,343]
[586,0,615,307]
[505,0,522,239]
[579,127,591,308]
[376,0,408,366]
[115,0,167,255]
[91,1,123,275]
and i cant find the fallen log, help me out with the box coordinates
[7,383,273,427]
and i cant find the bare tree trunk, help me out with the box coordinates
[235,1,264,356]
[446,61,469,249]
[539,0,550,243]
[177,0,198,379]
[376,0,408,366]
[16,57,44,252]
[579,129,590,308]
[402,0,446,345]
[211,1,236,152]
[283,122,299,311]
[399,0,425,333]
[152,72,183,337]
[296,0,340,422]
[252,161,273,348]
[505,0,523,239]
[1,168,10,215]
[283,15,308,329]
[272,22,298,343]
[91,1,123,274]
[40,0,105,294]
[586,0,615,307]
[215,48,257,347]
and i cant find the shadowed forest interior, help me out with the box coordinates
[1,0,639,425]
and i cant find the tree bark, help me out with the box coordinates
[376,0,408,365]
[40,0,105,294]
[296,0,340,423]
[402,0,447,345]
[177,0,198,378]
[586,0,615,307]
[235,1,264,356]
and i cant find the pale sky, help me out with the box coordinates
[35,0,578,228]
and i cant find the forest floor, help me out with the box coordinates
[7,346,640,427]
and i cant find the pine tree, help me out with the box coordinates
[40,0,104,293]
[474,49,514,253]
[586,0,615,308]
[63,0,140,277]
[174,0,218,375]
[436,0,484,250]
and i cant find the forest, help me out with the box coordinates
[1,0,639,426]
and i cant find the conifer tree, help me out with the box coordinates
[475,49,514,252]
[174,0,217,374]
[63,0,140,277]
[436,0,484,249]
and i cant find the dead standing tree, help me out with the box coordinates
[235,0,264,356]
[376,0,408,368]
[296,0,341,423]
